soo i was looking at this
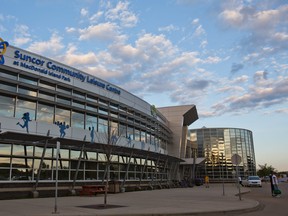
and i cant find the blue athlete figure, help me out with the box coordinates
[127,134,132,147]
[89,126,95,143]
[55,121,69,138]
[16,112,32,133]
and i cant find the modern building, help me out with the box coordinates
[189,127,257,181]
[0,38,198,198]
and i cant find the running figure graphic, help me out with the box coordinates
[16,112,32,133]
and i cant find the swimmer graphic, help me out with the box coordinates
[89,126,95,143]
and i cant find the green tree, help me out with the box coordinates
[257,164,277,177]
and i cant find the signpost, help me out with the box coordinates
[231,154,242,201]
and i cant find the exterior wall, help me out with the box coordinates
[189,127,256,180]
[0,42,183,190]
[158,105,196,158]
[0,45,173,154]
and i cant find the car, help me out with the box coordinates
[244,176,262,187]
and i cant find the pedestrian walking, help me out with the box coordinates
[238,176,244,187]
[204,175,209,188]
[270,172,281,197]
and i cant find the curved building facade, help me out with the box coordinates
[0,38,198,198]
[189,127,256,180]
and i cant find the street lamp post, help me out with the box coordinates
[221,153,225,196]
[53,141,60,214]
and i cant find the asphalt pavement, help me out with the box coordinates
[0,183,259,216]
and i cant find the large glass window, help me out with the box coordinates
[98,117,108,133]
[15,98,36,120]
[110,121,118,136]
[55,107,70,126]
[37,103,54,123]
[119,123,127,137]
[71,111,84,129]
[0,94,15,117]
[0,144,12,155]
[135,128,140,141]
[86,114,97,130]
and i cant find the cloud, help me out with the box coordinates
[230,63,244,74]
[27,33,64,55]
[90,11,104,23]
[12,24,31,46]
[105,1,138,27]
[209,75,288,116]
[61,44,99,66]
[80,8,89,17]
[158,24,179,32]
[218,3,288,58]
[79,22,126,42]
[253,70,268,83]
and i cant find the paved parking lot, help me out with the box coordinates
[0,183,259,216]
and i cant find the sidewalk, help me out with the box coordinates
[0,183,259,216]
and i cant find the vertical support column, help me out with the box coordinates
[121,145,134,190]
[139,153,149,188]
[72,143,85,192]
[54,141,60,214]
[33,130,50,197]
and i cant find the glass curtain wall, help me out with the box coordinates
[189,128,256,180]
[0,143,170,182]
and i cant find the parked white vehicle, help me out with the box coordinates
[243,176,262,187]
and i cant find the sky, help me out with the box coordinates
[1,0,287,171]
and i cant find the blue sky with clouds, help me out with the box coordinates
[1,0,287,171]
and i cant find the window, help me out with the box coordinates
[37,103,54,123]
[0,70,18,80]
[19,74,38,85]
[0,94,15,117]
[111,121,118,136]
[110,102,119,110]
[73,90,85,99]
[39,80,55,90]
[55,107,70,125]
[18,86,37,97]
[39,91,55,101]
[0,81,17,92]
[99,107,108,115]
[98,117,108,133]
[86,114,97,130]
[57,96,71,105]
[15,98,36,120]
[86,104,98,112]
[0,144,12,155]
[57,86,71,95]
[86,94,98,103]
[71,111,84,129]
[72,100,85,109]
[99,99,108,106]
